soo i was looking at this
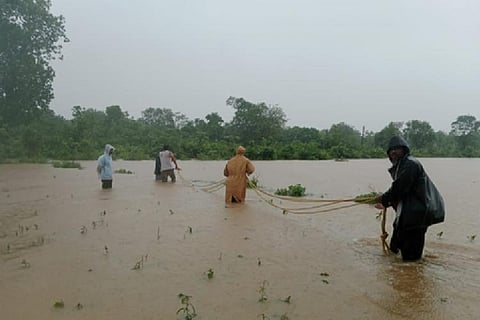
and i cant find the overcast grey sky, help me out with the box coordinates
[50,0,480,132]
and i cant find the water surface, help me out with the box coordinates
[1,159,479,319]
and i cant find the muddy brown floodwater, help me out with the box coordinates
[1,159,479,320]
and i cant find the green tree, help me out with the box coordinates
[450,115,480,155]
[402,120,435,151]
[280,126,321,144]
[105,105,129,123]
[140,107,176,127]
[226,96,287,144]
[205,112,224,141]
[450,115,479,136]
[70,106,107,159]
[374,122,403,149]
[325,122,361,149]
[0,0,68,125]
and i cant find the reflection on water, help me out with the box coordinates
[384,262,434,318]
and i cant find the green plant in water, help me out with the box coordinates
[21,259,31,268]
[115,168,133,174]
[258,280,269,302]
[132,256,145,270]
[354,191,381,204]
[53,300,65,309]
[52,161,82,169]
[206,268,214,279]
[176,293,197,320]
[275,184,306,197]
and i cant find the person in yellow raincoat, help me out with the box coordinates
[223,146,255,205]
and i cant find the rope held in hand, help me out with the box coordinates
[380,208,390,255]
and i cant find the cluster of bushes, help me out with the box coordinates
[275,184,306,197]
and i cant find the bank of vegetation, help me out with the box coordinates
[1,99,480,162]
[1,2,480,162]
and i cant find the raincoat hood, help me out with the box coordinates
[386,136,410,155]
[236,146,246,155]
[104,144,115,155]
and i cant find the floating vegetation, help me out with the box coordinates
[53,300,65,309]
[354,192,381,204]
[114,168,133,174]
[258,280,269,302]
[132,255,148,270]
[91,218,105,229]
[275,184,306,197]
[21,259,31,268]
[206,268,214,279]
[4,235,45,254]
[15,224,37,236]
[176,293,197,320]
[280,313,290,320]
[183,226,193,239]
[52,161,82,169]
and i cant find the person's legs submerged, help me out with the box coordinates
[400,227,427,261]
[160,171,168,182]
[101,179,112,189]
[389,226,400,254]
[168,169,176,183]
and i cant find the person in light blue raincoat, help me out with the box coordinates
[97,144,115,189]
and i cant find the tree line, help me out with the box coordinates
[1,1,480,162]
[1,97,480,162]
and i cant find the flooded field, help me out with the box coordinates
[1,158,479,319]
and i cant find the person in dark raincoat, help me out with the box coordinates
[375,136,445,261]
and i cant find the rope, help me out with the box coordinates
[247,180,375,214]
[177,171,389,255]
[176,171,225,192]
[380,208,390,255]
[248,180,390,256]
